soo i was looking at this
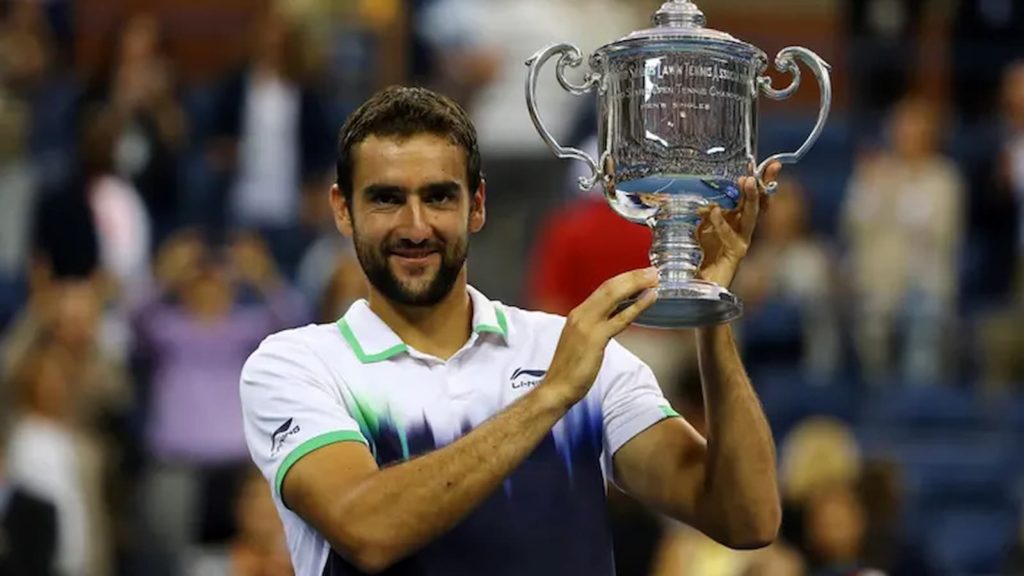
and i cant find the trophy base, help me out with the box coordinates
[634,280,743,328]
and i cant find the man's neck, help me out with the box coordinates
[367,274,474,361]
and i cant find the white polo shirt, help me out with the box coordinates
[239,286,681,576]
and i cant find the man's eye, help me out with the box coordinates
[427,191,454,204]
[372,193,402,206]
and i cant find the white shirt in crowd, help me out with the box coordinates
[231,74,301,229]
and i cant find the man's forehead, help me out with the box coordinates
[352,134,468,189]
[354,134,464,165]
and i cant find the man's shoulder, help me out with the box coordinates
[259,322,340,349]
[243,322,350,376]
[501,304,567,340]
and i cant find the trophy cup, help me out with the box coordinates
[526,0,831,328]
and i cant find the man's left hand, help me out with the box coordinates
[696,162,782,288]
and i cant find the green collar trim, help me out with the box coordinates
[473,306,508,339]
[338,291,508,364]
[337,318,408,363]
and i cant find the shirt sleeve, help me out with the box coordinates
[598,339,682,482]
[239,330,369,502]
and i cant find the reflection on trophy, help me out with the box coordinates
[525,0,831,328]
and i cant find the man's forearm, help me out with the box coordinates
[329,383,574,571]
[695,324,780,547]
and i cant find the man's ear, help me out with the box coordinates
[469,178,486,234]
[330,184,354,237]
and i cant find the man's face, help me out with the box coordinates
[331,133,485,307]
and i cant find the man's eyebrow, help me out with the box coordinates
[362,183,406,196]
[418,181,461,195]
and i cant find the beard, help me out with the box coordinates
[353,228,468,307]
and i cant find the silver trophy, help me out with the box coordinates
[526,0,831,328]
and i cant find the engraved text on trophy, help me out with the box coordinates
[600,53,757,223]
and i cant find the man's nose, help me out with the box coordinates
[398,198,432,242]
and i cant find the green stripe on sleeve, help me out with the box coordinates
[275,430,369,500]
[660,405,682,419]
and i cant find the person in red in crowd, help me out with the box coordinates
[528,190,652,315]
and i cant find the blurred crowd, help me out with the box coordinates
[0,0,1022,575]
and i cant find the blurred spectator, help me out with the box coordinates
[841,96,964,384]
[30,103,152,315]
[413,0,501,110]
[962,59,1023,307]
[779,417,862,501]
[86,12,187,250]
[0,3,39,282]
[977,62,1024,391]
[282,0,407,114]
[857,460,933,576]
[801,482,879,576]
[844,0,925,142]
[6,339,113,576]
[41,107,155,369]
[187,467,293,576]
[1,277,131,434]
[79,108,153,308]
[778,417,862,553]
[1009,62,1024,278]
[133,231,307,573]
[0,0,77,194]
[208,6,333,250]
[0,408,59,576]
[733,176,840,379]
[951,0,1024,123]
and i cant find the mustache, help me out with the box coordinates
[385,239,446,256]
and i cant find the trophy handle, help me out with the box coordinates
[755,47,832,194]
[525,43,603,190]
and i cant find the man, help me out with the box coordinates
[240,86,782,576]
[0,411,58,576]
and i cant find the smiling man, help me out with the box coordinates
[239,86,781,576]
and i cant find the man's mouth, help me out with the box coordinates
[389,248,440,265]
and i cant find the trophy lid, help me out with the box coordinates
[596,0,763,60]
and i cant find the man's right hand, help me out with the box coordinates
[542,267,660,407]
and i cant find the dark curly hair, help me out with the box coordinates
[335,86,482,202]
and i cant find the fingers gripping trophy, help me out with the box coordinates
[526,0,831,328]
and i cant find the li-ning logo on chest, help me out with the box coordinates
[510,367,547,389]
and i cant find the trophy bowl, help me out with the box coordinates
[526,0,831,328]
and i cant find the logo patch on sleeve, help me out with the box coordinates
[270,418,302,456]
